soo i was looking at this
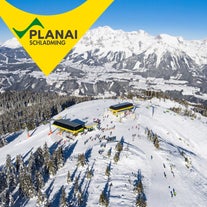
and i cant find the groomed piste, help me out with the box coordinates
[0,98,207,207]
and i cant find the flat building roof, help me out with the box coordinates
[109,102,134,111]
[53,119,84,131]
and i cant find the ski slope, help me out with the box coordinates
[1,98,207,207]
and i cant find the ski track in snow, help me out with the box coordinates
[0,98,207,207]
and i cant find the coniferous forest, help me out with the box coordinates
[0,91,93,135]
[0,142,64,206]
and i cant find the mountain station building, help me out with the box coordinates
[53,119,85,135]
[109,102,134,115]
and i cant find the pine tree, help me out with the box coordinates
[86,168,93,179]
[0,136,7,148]
[36,190,49,207]
[19,170,36,198]
[74,177,79,193]
[113,152,120,163]
[67,171,71,184]
[107,148,112,158]
[99,191,109,207]
[18,167,25,196]
[77,154,86,167]
[115,142,123,152]
[34,147,44,170]
[34,171,44,192]
[6,171,16,191]
[26,174,36,198]
[60,187,68,207]
[0,189,9,207]
[4,154,16,191]
[15,154,24,175]
[43,142,50,164]
[15,155,20,174]
[77,189,83,206]
[134,181,143,194]
[4,154,14,174]
[105,164,110,177]
[36,190,44,207]
[153,136,160,149]
[8,194,14,207]
[0,172,7,194]
[47,158,57,177]
[56,146,64,169]
[28,152,36,175]
[136,194,147,207]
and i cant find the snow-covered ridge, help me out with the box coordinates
[1,26,207,64]
[77,27,207,66]
[0,26,207,66]
[1,37,21,49]
[1,27,207,98]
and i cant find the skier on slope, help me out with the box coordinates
[164,171,167,178]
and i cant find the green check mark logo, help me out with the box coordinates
[13,18,44,38]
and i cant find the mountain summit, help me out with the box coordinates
[0,27,207,100]
[1,37,21,49]
[1,27,207,67]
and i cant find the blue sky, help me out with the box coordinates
[0,0,207,42]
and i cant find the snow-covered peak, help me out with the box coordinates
[1,37,21,49]
[93,25,114,32]
[155,34,184,47]
[177,36,184,43]
[137,29,149,35]
[77,27,207,65]
[1,26,207,66]
[75,27,154,58]
[202,39,207,45]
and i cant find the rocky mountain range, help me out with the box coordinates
[0,26,207,103]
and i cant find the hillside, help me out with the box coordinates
[0,98,207,207]
[1,27,207,102]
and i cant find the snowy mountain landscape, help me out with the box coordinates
[0,27,207,104]
[0,98,207,207]
[0,26,207,207]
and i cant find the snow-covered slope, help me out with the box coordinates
[0,26,207,102]
[72,26,207,66]
[1,98,207,206]
[1,26,207,66]
[1,27,207,98]
[1,38,21,49]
